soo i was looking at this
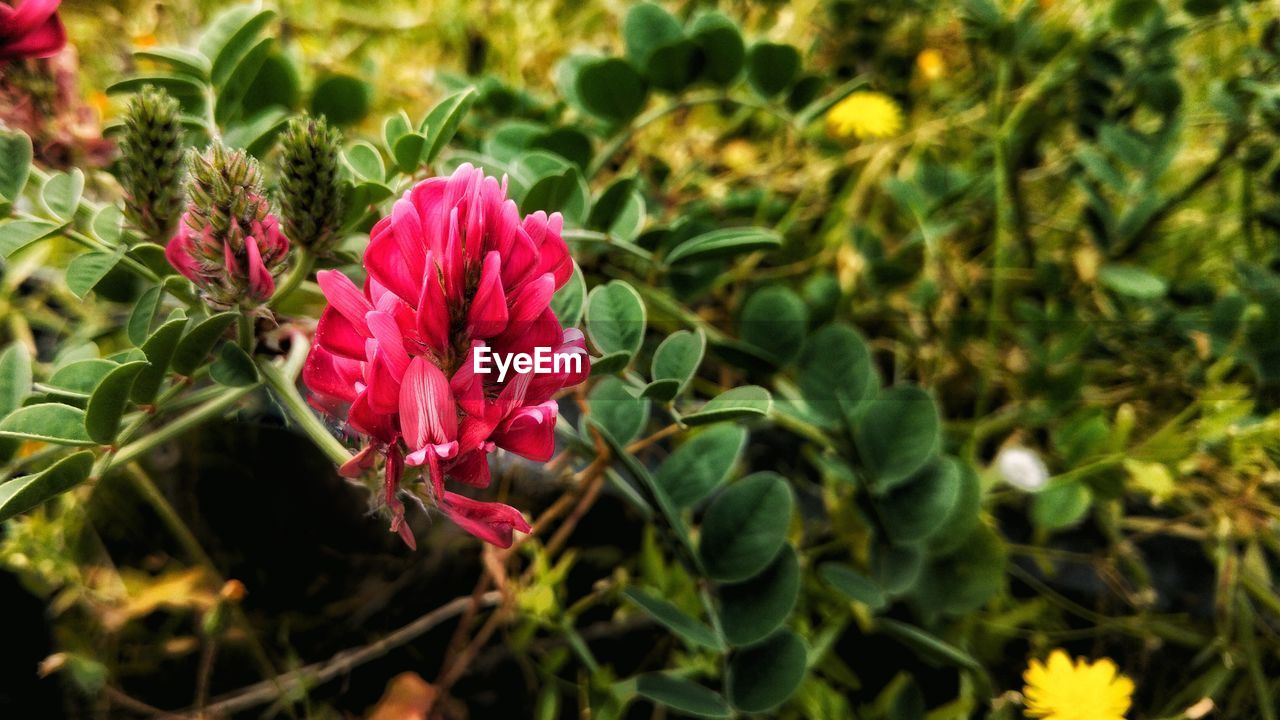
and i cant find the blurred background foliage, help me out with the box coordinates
[4,0,1280,718]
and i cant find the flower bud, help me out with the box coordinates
[118,85,185,242]
[277,114,344,256]
[166,142,290,308]
[994,446,1049,492]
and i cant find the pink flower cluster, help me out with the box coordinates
[304,164,589,548]
[166,211,290,306]
[0,0,65,63]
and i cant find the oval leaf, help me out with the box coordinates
[0,451,95,523]
[682,385,771,426]
[586,280,646,360]
[0,403,94,446]
[719,545,801,647]
[853,386,940,492]
[635,674,731,719]
[726,629,808,713]
[623,587,720,650]
[657,424,746,507]
[698,472,793,582]
[85,361,148,444]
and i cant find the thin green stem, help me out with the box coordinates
[258,336,353,467]
[268,246,314,309]
[237,311,254,353]
[109,383,260,470]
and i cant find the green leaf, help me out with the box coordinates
[85,361,148,444]
[876,618,983,672]
[0,451,95,523]
[820,563,887,611]
[208,8,276,88]
[853,386,940,492]
[589,351,632,376]
[210,342,259,387]
[0,403,94,446]
[690,12,745,86]
[66,248,124,299]
[91,206,125,244]
[0,130,33,205]
[127,286,164,346]
[878,457,962,545]
[393,132,428,174]
[586,280,646,361]
[106,74,207,99]
[651,329,704,396]
[740,286,808,365]
[0,219,61,257]
[345,142,386,182]
[590,420,695,562]
[699,472,793,582]
[47,359,117,397]
[634,674,732,719]
[0,342,33,416]
[1031,479,1093,530]
[912,524,1006,616]
[587,377,650,444]
[551,263,586,327]
[719,545,800,646]
[576,58,648,123]
[383,110,413,149]
[522,166,588,224]
[1098,265,1167,300]
[420,88,477,164]
[873,543,924,596]
[622,587,720,650]
[130,318,187,403]
[657,424,746,507]
[747,43,801,97]
[134,47,212,80]
[640,379,682,401]
[310,75,372,126]
[682,385,771,426]
[646,39,700,93]
[665,227,781,265]
[726,629,808,713]
[928,461,983,555]
[799,324,877,426]
[171,312,237,376]
[623,3,683,69]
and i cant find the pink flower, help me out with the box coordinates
[0,0,66,63]
[166,143,291,308]
[304,164,589,548]
[166,210,290,306]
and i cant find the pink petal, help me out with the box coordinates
[492,401,558,461]
[399,357,459,463]
[365,221,423,305]
[507,272,555,324]
[466,251,509,338]
[302,347,361,403]
[365,311,411,378]
[317,270,373,330]
[244,234,275,300]
[164,228,201,284]
[315,306,367,360]
[439,491,530,548]
[414,253,450,353]
[447,450,492,488]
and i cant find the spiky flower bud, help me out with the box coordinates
[165,143,290,309]
[278,114,344,256]
[118,85,186,242]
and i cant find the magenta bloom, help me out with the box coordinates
[0,0,65,63]
[304,164,589,548]
[166,209,290,306]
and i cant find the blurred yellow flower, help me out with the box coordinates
[826,91,903,140]
[917,48,945,80]
[1023,649,1133,720]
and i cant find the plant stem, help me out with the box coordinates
[109,383,260,470]
[237,311,254,353]
[268,245,314,309]
[258,338,354,467]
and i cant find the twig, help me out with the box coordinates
[189,592,500,717]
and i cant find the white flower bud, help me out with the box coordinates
[995,446,1049,492]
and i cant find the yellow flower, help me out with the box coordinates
[825,91,903,141]
[1023,649,1134,720]
[917,48,945,80]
